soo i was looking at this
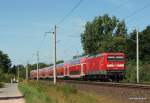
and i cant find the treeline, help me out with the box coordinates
[0,49,64,82]
[9,60,64,79]
[81,14,150,82]
[0,50,51,81]
[11,63,50,79]
[0,50,11,82]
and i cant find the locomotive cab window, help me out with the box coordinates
[107,56,124,61]
[116,56,124,61]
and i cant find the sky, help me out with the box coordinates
[0,0,150,65]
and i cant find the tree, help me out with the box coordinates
[127,26,150,61]
[140,26,150,61]
[81,14,127,54]
[127,29,137,60]
[0,50,11,73]
[28,63,49,70]
[56,60,64,64]
[11,65,17,75]
[17,65,26,79]
[0,50,11,82]
[115,20,127,37]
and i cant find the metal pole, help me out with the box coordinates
[136,28,139,83]
[37,51,39,81]
[53,25,57,85]
[26,62,28,80]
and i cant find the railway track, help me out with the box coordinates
[56,80,150,90]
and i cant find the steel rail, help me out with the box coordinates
[57,80,150,89]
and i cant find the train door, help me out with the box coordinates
[81,64,84,76]
[100,56,104,70]
[64,67,67,76]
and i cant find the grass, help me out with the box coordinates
[19,81,52,103]
[19,80,127,103]
[18,80,101,103]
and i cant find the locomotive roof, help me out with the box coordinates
[87,52,124,59]
[66,59,80,65]
[105,52,124,55]
[42,66,53,70]
[37,63,64,70]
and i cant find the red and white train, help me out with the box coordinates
[30,52,125,81]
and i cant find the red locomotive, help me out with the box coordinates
[30,52,125,81]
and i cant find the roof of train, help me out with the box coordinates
[56,63,64,68]
[87,52,125,58]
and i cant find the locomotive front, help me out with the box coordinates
[106,53,125,81]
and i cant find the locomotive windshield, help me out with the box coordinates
[107,56,124,61]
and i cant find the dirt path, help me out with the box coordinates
[0,83,25,103]
[0,98,25,103]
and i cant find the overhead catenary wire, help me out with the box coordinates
[29,32,51,64]
[57,0,83,25]
[60,0,131,39]
[37,33,47,51]
[107,0,131,14]
[106,0,150,22]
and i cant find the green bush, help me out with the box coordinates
[19,83,52,103]
[125,61,150,83]
[125,61,136,82]
[0,69,11,83]
[139,63,150,82]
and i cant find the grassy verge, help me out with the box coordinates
[18,80,100,103]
